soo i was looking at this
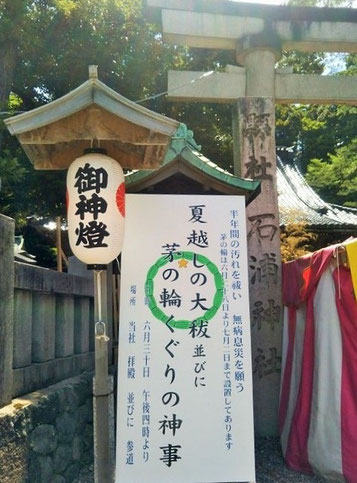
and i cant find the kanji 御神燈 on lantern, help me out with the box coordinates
[67,149,125,265]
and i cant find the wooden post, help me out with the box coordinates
[56,216,62,272]
[93,269,115,483]
[105,264,114,365]
[112,273,120,363]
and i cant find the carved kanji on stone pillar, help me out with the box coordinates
[235,97,282,436]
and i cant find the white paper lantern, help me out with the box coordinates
[67,150,125,265]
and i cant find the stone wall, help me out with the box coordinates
[0,214,14,408]
[0,373,94,483]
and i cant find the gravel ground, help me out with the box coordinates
[77,437,326,482]
[255,437,325,482]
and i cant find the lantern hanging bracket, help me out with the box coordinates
[95,321,110,342]
[84,147,107,156]
[88,264,107,271]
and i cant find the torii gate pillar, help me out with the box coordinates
[233,40,283,436]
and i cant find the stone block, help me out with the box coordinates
[82,424,93,451]
[32,292,56,362]
[29,392,60,426]
[29,424,58,455]
[13,406,34,438]
[74,403,91,434]
[57,385,80,414]
[13,290,33,368]
[0,400,32,446]
[0,373,94,482]
[0,439,29,483]
[56,412,76,443]
[12,353,94,398]
[89,299,95,352]
[55,295,74,358]
[0,214,14,408]
[81,445,94,466]
[72,435,82,462]
[85,398,93,423]
[81,423,94,466]
[74,297,90,354]
[15,262,94,297]
[84,398,92,422]
[64,462,81,482]
[68,256,92,280]
[29,454,54,483]
[0,412,17,448]
[72,376,92,407]
[53,444,72,473]
[50,476,66,483]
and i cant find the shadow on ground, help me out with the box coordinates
[77,437,326,482]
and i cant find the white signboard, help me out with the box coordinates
[116,194,255,483]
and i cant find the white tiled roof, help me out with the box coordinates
[277,156,357,229]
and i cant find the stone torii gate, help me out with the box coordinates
[147,0,357,436]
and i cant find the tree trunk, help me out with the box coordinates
[0,41,17,148]
[0,41,17,107]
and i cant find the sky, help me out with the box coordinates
[232,0,357,5]
[233,0,289,3]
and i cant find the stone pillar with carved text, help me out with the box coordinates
[234,97,282,436]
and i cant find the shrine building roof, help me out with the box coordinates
[277,152,357,232]
[4,66,179,170]
[125,123,261,204]
[126,125,357,232]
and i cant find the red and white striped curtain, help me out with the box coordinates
[279,243,357,482]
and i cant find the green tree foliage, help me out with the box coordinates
[276,102,357,172]
[23,220,58,268]
[1,0,357,233]
[275,50,357,209]
[162,48,236,172]
[276,0,356,154]
[345,54,357,75]
[0,0,188,228]
[306,138,357,207]
[278,51,325,75]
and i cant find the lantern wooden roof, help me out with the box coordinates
[125,123,261,204]
[4,66,180,170]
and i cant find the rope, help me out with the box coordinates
[135,70,215,104]
[0,71,216,116]
[96,270,102,321]
[336,248,342,300]
[95,270,109,341]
